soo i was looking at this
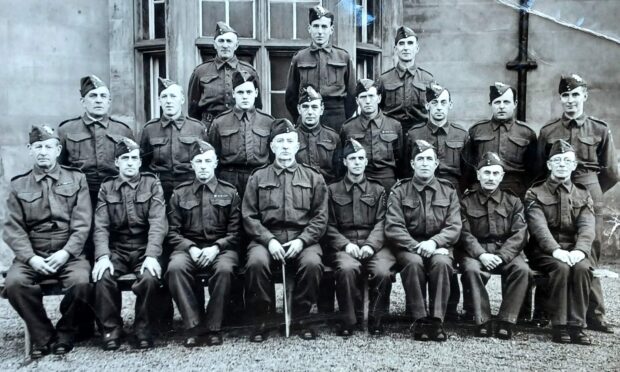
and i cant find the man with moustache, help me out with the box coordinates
[458,152,530,339]
[285,5,356,132]
[92,138,167,350]
[537,74,619,333]
[166,141,241,347]
[385,140,461,342]
[188,22,261,130]
[243,119,328,342]
[3,125,92,358]
[525,140,596,345]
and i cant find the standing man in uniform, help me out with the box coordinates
[378,26,434,135]
[325,139,394,336]
[537,74,618,333]
[243,119,328,342]
[166,141,241,347]
[4,126,92,358]
[208,71,274,197]
[459,152,530,339]
[141,77,207,201]
[525,140,595,344]
[341,79,404,191]
[385,140,461,342]
[92,138,167,350]
[285,5,356,132]
[295,85,342,184]
[188,22,261,131]
[466,82,538,198]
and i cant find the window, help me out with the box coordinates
[355,0,377,45]
[268,0,321,40]
[356,53,375,80]
[138,0,166,41]
[355,0,381,80]
[269,52,294,120]
[143,52,167,120]
[200,0,256,38]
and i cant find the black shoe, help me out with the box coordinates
[495,321,513,340]
[569,328,592,345]
[52,341,73,355]
[475,322,492,338]
[445,311,460,322]
[430,323,447,342]
[368,318,385,336]
[299,327,317,340]
[30,343,51,359]
[103,339,120,351]
[552,326,571,344]
[411,321,430,341]
[336,325,354,337]
[250,323,267,343]
[587,320,614,334]
[206,332,223,346]
[183,336,200,348]
[136,338,153,349]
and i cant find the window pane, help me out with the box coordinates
[270,54,292,91]
[154,2,166,39]
[229,1,254,38]
[270,2,293,39]
[271,93,292,120]
[202,1,226,37]
[355,0,363,43]
[143,52,166,121]
[367,0,376,43]
[296,2,320,40]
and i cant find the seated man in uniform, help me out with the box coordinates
[92,137,167,350]
[3,125,92,358]
[459,152,530,339]
[325,139,394,336]
[385,140,461,342]
[243,119,328,342]
[166,140,241,347]
[525,139,595,345]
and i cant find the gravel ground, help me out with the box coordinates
[1,264,618,371]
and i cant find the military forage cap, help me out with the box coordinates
[269,118,297,142]
[298,84,322,104]
[489,82,515,103]
[477,152,504,170]
[232,70,258,89]
[215,22,237,37]
[548,139,575,159]
[309,5,334,23]
[29,125,59,144]
[114,136,140,158]
[394,26,417,45]
[411,139,436,158]
[189,140,215,160]
[158,77,177,90]
[355,78,381,97]
[558,74,587,94]
[342,138,365,159]
[426,82,448,102]
[80,75,107,97]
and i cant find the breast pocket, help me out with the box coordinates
[359,194,378,225]
[55,184,80,210]
[135,192,153,221]
[430,199,450,228]
[17,191,43,224]
[327,61,347,86]
[494,207,509,236]
[331,195,353,225]
[473,134,496,159]
[537,195,559,228]
[292,180,312,211]
[210,197,232,233]
[297,62,318,87]
[149,137,170,166]
[104,194,124,229]
[257,184,280,212]
[179,199,200,232]
[576,136,600,162]
[178,136,201,163]
[317,140,337,168]
[445,140,465,167]
[465,207,488,236]
[66,132,93,161]
[401,197,421,230]
[383,82,404,111]
[505,135,530,164]
[379,131,399,160]
[219,128,241,157]
[199,75,220,98]
[252,126,271,160]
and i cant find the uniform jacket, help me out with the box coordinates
[167,177,241,252]
[58,114,134,189]
[296,124,341,184]
[93,172,167,260]
[385,176,461,255]
[524,178,595,258]
[4,164,92,263]
[538,114,619,193]
[459,187,527,263]
[140,115,207,181]
[285,43,356,121]
[242,161,328,247]
[207,107,274,169]
[378,64,433,126]
[325,176,386,252]
[187,56,261,121]
[340,111,404,179]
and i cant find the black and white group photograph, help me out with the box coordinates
[0,0,619,370]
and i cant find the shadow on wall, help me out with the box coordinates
[0,156,14,271]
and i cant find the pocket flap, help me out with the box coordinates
[220,128,240,137]
[380,132,398,142]
[332,195,352,206]
[537,195,558,205]
[432,199,450,207]
[179,136,200,145]
[67,132,92,142]
[317,140,337,150]
[211,197,232,207]
[508,136,529,147]
[474,134,495,142]
[252,127,270,137]
[149,137,169,146]
[104,194,122,204]
[292,179,312,188]
[55,185,79,197]
[136,192,152,203]
[495,207,508,217]
[179,199,200,210]
[383,82,403,90]
[578,136,599,145]
[466,207,487,218]
[298,62,317,69]
[445,140,464,149]
[327,61,347,67]
[360,195,377,206]
[200,75,219,84]
[351,133,365,140]
[17,191,42,203]
[402,198,420,208]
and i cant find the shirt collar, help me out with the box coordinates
[82,113,109,128]
[233,106,256,121]
[344,175,367,192]
[477,187,501,205]
[161,114,185,129]
[360,110,384,130]
[395,62,418,79]
[273,160,299,175]
[412,176,438,192]
[491,117,515,131]
[546,177,572,194]
[561,113,587,128]
[309,42,332,53]
[192,176,219,194]
[113,174,141,191]
[428,121,449,135]
[33,163,61,183]
[214,55,239,70]
[299,123,322,136]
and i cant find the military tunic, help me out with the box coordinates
[296,124,341,184]
[207,107,274,197]
[93,173,167,341]
[187,56,261,129]
[385,177,461,322]
[378,64,434,134]
[285,43,356,132]
[166,177,241,332]
[458,187,530,325]
[340,111,404,191]
[242,161,328,319]
[325,176,394,326]
[525,179,595,327]
[3,164,92,347]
